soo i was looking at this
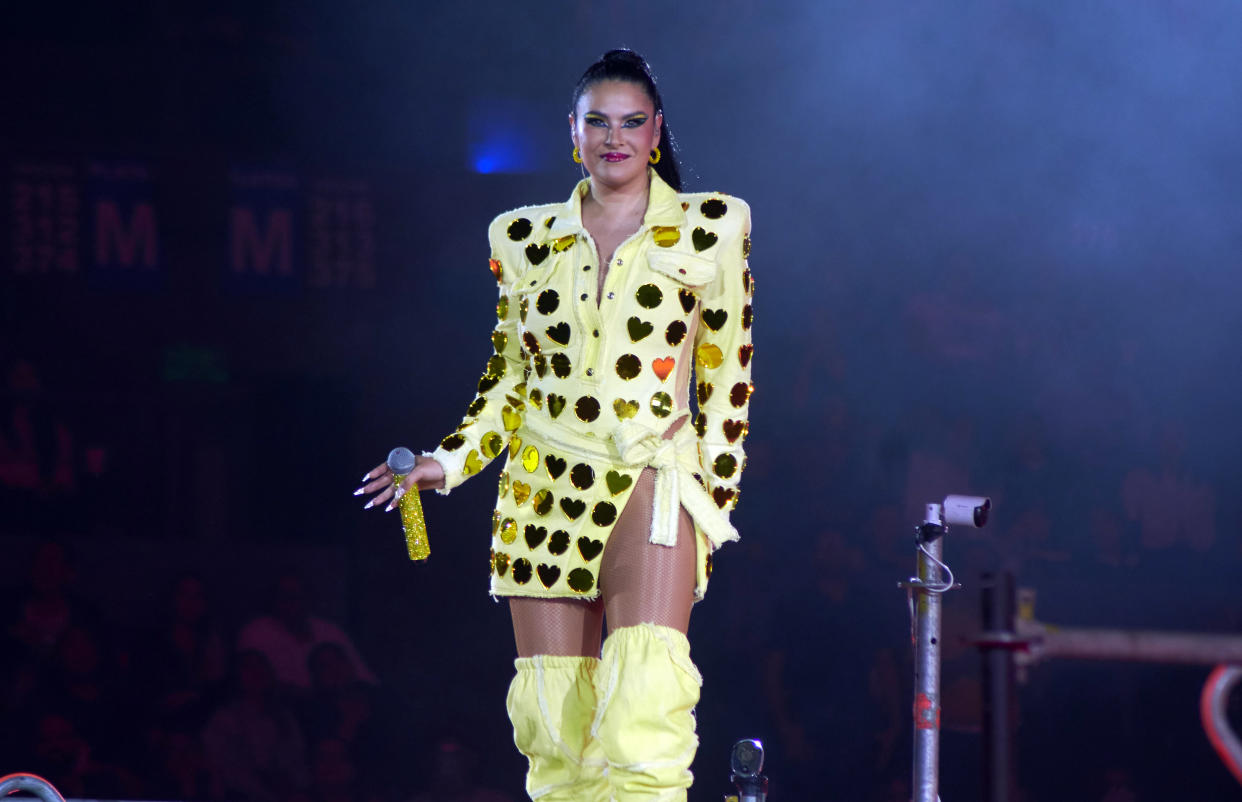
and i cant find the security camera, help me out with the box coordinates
[943,495,991,528]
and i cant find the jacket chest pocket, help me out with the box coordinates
[646,249,718,291]
[514,262,575,356]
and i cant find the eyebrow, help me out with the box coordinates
[583,111,650,119]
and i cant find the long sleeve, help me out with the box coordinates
[692,199,753,512]
[430,219,529,493]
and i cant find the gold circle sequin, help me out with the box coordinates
[605,470,632,496]
[524,524,547,549]
[591,501,617,527]
[532,489,554,516]
[650,392,673,418]
[700,198,727,218]
[730,382,754,408]
[696,344,723,370]
[615,354,642,380]
[467,396,487,416]
[499,517,518,544]
[511,557,532,584]
[507,218,533,241]
[652,226,680,247]
[570,464,595,490]
[551,353,571,378]
[713,453,738,479]
[440,433,465,451]
[613,398,639,419]
[697,382,714,404]
[635,283,663,309]
[575,396,600,422]
[521,445,540,473]
[692,227,718,252]
[666,320,687,346]
[546,322,570,345]
[548,530,570,556]
[536,290,560,315]
[702,308,728,331]
[627,316,654,342]
[497,296,509,320]
[480,431,504,459]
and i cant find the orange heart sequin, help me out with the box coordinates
[489,258,503,282]
[652,357,674,382]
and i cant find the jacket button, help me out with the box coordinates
[592,330,599,337]
[580,293,588,301]
[607,292,615,299]
[616,259,624,266]
[583,265,591,271]
[586,369,594,376]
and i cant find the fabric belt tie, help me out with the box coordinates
[520,413,739,550]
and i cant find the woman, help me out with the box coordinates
[357,49,753,801]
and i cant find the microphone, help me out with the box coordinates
[387,447,430,561]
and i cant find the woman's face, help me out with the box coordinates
[570,80,662,190]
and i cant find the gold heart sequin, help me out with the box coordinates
[502,406,522,431]
[635,283,663,308]
[696,344,723,370]
[627,317,654,341]
[742,269,752,293]
[560,498,586,520]
[700,198,727,219]
[522,331,540,355]
[521,445,540,472]
[511,558,532,584]
[742,235,751,258]
[697,382,714,404]
[577,536,604,561]
[702,308,728,331]
[525,243,550,265]
[730,382,754,408]
[477,374,498,393]
[551,353,571,378]
[546,393,566,418]
[591,502,617,526]
[551,234,576,252]
[713,453,738,478]
[544,216,556,228]
[567,568,594,593]
[527,389,543,409]
[500,517,517,544]
[694,413,707,437]
[537,564,561,589]
[691,227,718,252]
[652,357,674,382]
[485,355,507,379]
[546,322,570,345]
[739,344,754,367]
[467,396,487,417]
[508,436,522,459]
[507,218,532,241]
[493,551,510,576]
[489,258,503,282]
[712,487,737,509]
[650,392,673,418]
[491,331,508,352]
[570,464,595,490]
[605,471,632,496]
[575,396,600,422]
[511,480,532,506]
[613,398,639,419]
[519,296,529,323]
[678,289,696,314]
[742,304,753,330]
[652,226,680,247]
[532,488,553,516]
[497,296,509,320]
[533,353,547,378]
[545,455,566,480]
[615,354,642,380]
[548,530,570,555]
[480,431,504,459]
[462,450,482,475]
[524,524,548,549]
[723,419,748,443]
[536,290,559,315]
[666,320,687,345]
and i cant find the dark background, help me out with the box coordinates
[3,1,1242,800]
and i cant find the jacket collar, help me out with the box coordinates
[547,171,685,239]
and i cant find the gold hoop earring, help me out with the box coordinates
[572,147,583,164]
[649,147,662,165]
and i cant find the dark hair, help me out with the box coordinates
[571,49,682,191]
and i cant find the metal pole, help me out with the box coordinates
[980,572,1016,802]
[913,534,943,802]
[1035,628,1242,665]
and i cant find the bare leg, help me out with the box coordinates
[510,596,605,658]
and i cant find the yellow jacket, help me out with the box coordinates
[431,172,753,599]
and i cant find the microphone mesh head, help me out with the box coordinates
[386,447,417,475]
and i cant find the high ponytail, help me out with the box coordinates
[570,49,683,192]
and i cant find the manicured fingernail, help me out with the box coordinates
[364,499,375,509]
[393,488,405,501]
[384,502,394,512]
[361,472,371,482]
[353,488,365,496]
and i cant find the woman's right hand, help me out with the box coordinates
[354,454,446,512]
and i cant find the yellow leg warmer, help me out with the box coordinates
[506,655,609,802]
[592,624,703,801]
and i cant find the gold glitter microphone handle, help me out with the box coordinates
[387,447,429,561]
